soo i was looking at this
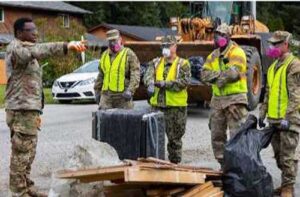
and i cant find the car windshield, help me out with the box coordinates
[73,60,99,73]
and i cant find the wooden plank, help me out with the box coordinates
[138,157,174,165]
[104,189,146,197]
[104,183,150,192]
[193,187,221,197]
[210,191,224,197]
[125,168,206,185]
[56,165,129,183]
[180,182,213,197]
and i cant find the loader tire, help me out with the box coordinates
[241,46,262,111]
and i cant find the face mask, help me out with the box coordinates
[109,42,122,53]
[266,46,282,59]
[162,48,171,57]
[216,36,228,48]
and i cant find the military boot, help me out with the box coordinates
[281,185,294,197]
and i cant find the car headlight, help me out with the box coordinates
[79,78,96,86]
[53,80,59,87]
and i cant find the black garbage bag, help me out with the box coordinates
[223,114,274,197]
[188,56,204,80]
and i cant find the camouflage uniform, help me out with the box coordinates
[201,24,248,165]
[5,38,67,196]
[144,55,191,164]
[259,32,300,187]
[94,30,140,110]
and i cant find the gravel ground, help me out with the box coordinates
[0,101,300,196]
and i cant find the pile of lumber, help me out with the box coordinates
[57,157,223,197]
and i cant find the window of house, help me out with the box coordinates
[62,14,69,28]
[0,8,4,22]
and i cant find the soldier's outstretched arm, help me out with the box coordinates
[165,61,191,92]
[14,41,86,65]
[127,49,140,94]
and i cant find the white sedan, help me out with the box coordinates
[52,60,100,104]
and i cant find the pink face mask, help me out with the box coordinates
[266,46,282,59]
[109,42,122,53]
[216,37,228,48]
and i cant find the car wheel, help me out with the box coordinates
[58,100,72,104]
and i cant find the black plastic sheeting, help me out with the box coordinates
[92,107,165,160]
[189,56,205,81]
[223,114,274,197]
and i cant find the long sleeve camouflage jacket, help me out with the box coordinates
[259,52,300,126]
[143,56,191,108]
[5,39,67,111]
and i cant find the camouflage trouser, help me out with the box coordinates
[271,124,300,187]
[209,104,248,163]
[6,110,40,196]
[154,107,187,164]
[99,93,133,110]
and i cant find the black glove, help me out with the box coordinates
[280,119,289,130]
[154,81,166,88]
[258,117,266,128]
[122,90,132,101]
[147,84,155,98]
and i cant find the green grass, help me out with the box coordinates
[0,86,58,109]
[44,87,56,104]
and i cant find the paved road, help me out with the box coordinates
[0,101,299,196]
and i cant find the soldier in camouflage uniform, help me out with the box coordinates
[5,18,86,197]
[259,31,300,197]
[94,29,140,109]
[144,35,191,164]
[201,23,248,168]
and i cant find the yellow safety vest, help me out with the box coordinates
[150,57,188,107]
[267,54,295,119]
[203,43,247,96]
[100,48,129,92]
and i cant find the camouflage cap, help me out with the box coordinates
[216,23,231,35]
[106,29,120,41]
[268,31,292,44]
[161,35,177,44]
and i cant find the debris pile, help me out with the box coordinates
[57,157,223,197]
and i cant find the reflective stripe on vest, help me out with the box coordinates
[150,57,188,107]
[203,43,247,96]
[267,54,295,119]
[100,48,129,92]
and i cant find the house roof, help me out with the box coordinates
[85,33,107,47]
[0,1,91,14]
[89,23,177,41]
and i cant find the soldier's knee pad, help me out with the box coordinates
[11,133,37,153]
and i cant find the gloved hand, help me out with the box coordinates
[280,119,290,130]
[154,81,166,88]
[68,40,87,52]
[216,72,228,88]
[122,90,132,101]
[147,84,155,97]
[258,116,266,128]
